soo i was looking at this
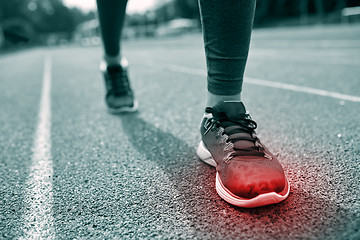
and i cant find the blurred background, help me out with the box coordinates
[0,0,360,52]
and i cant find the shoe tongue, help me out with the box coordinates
[213,101,255,150]
[212,101,246,120]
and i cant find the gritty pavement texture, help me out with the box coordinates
[1,24,359,239]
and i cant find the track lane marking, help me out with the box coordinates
[245,77,360,102]
[144,61,360,103]
[20,55,54,239]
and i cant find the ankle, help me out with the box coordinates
[101,56,129,72]
[206,92,241,107]
[104,54,122,67]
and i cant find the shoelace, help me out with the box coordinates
[204,107,266,158]
[106,67,131,96]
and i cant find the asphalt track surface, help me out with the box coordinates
[1,24,359,239]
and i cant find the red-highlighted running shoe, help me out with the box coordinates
[197,101,290,208]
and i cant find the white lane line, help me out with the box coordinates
[144,61,360,103]
[20,56,54,239]
[246,77,360,102]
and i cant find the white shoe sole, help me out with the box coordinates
[197,140,290,208]
[107,100,139,114]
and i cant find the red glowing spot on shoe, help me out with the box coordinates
[221,165,286,199]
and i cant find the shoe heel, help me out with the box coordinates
[197,141,217,167]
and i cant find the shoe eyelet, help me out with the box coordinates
[223,142,234,151]
[264,152,273,160]
[220,134,228,144]
[216,127,224,137]
[223,152,233,164]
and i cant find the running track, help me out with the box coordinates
[1,24,359,239]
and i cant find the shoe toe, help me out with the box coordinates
[219,159,286,199]
[106,94,134,108]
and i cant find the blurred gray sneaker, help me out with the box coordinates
[100,58,138,113]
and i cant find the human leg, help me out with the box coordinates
[198,0,256,106]
[97,0,128,65]
[197,0,290,207]
[96,0,138,113]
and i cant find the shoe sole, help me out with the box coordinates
[107,100,139,114]
[197,141,290,208]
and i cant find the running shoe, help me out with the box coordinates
[197,101,290,207]
[100,58,138,113]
